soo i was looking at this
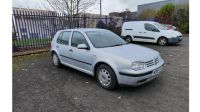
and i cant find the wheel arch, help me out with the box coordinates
[51,50,56,56]
[93,61,119,85]
[93,61,117,78]
[125,35,132,39]
[51,50,59,57]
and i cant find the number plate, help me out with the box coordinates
[153,66,162,75]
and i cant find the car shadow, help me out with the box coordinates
[116,78,160,91]
[58,64,162,93]
[130,41,181,47]
[59,65,96,82]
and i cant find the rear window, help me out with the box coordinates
[57,31,71,45]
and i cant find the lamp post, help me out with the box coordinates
[77,0,78,16]
[100,0,102,18]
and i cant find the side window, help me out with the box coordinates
[56,32,63,44]
[61,32,71,45]
[71,32,88,47]
[145,23,159,32]
[57,31,71,45]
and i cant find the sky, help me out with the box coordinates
[12,0,164,15]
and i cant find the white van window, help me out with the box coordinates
[145,23,159,32]
[153,23,168,30]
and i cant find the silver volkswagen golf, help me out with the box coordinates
[51,28,164,89]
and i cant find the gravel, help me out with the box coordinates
[13,37,189,112]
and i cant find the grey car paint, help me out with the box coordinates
[51,29,164,86]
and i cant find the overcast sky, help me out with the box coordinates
[12,0,164,15]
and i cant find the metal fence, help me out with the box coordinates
[12,9,137,52]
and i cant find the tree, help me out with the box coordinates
[138,8,157,20]
[156,3,175,24]
[173,4,189,33]
[46,0,97,16]
[46,0,97,28]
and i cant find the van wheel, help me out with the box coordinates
[125,36,132,43]
[158,37,168,46]
[96,64,117,90]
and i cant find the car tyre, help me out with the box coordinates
[158,37,168,46]
[52,52,61,68]
[125,36,132,43]
[96,64,117,90]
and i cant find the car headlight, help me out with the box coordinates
[131,61,146,71]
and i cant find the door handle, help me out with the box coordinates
[56,46,59,48]
[69,49,73,52]
[143,32,146,33]
[139,32,142,33]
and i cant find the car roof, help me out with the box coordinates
[61,28,107,32]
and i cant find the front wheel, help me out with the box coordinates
[125,36,132,43]
[158,37,168,46]
[96,64,117,90]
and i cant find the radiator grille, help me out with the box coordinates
[145,57,160,67]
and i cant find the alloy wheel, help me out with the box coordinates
[98,69,111,87]
[125,37,132,43]
[158,38,167,46]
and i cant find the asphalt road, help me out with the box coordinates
[13,37,189,112]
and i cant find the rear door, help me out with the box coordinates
[56,31,72,63]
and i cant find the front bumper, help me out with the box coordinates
[168,36,183,44]
[117,60,164,86]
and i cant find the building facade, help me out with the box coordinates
[137,0,189,16]
[109,11,137,19]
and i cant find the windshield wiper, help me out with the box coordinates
[110,44,126,47]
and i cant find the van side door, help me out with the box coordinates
[134,23,159,42]
[143,23,160,42]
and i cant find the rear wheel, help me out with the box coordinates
[96,64,117,90]
[158,37,168,46]
[52,53,61,68]
[125,36,132,43]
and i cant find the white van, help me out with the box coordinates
[121,21,183,45]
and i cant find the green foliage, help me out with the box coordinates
[155,3,189,33]
[173,4,189,33]
[13,38,51,47]
[157,3,175,16]
[138,9,157,20]
[156,3,175,24]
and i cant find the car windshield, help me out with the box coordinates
[153,22,168,30]
[85,30,127,48]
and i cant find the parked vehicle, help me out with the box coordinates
[51,29,165,90]
[121,21,182,45]
[162,24,177,30]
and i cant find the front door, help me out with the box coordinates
[69,31,95,72]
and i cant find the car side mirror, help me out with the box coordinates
[77,44,89,50]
